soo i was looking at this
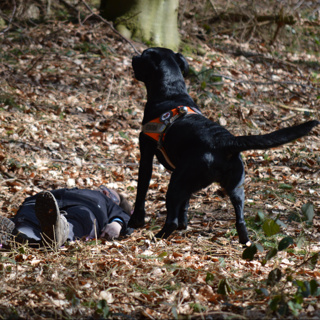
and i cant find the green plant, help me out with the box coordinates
[96,299,110,318]
[131,283,150,295]
[242,202,319,316]
[268,276,320,316]
[65,287,80,307]
[190,302,206,312]
[0,94,20,109]
[188,66,223,93]
[217,278,234,295]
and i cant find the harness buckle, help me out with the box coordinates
[179,106,188,114]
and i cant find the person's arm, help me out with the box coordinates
[100,221,122,239]
[100,201,131,239]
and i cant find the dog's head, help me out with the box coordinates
[132,47,189,84]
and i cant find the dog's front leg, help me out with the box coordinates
[129,134,156,228]
[155,170,191,238]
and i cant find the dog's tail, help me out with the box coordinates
[219,120,319,154]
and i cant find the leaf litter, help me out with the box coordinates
[0,12,320,320]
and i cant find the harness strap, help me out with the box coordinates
[142,106,201,169]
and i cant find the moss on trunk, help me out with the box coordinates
[100,0,180,51]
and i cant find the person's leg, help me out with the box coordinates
[11,197,43,246]
[13,221,42,247]
[64,206,98,240]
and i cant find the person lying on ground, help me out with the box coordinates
[0,186,133,249]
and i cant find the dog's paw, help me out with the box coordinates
[236,223,250,245]
[242,240,252,248]
[177,222,187,230]
[128,219,145,229]
[155,230,167,239]
[155,223,177,239]
[177,212,188,230]
[128,210,146,229]
[239,236,251,245]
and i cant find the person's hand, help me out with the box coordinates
[100,222,122,240]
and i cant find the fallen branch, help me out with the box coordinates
[210,12,296,25]
[80,0,140,55]
[194,70,316,90]
[277,104,315,113]
[225,48,309,79]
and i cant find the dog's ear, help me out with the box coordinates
[175,53,189,76]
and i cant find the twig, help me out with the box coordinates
[0,178,27,186]
[293,0,305,11]
[23,54,45,74]
[210,12,296,25]
[105,73,114,108]
[0,0,17,35]
[208,0,219,16]
[80,0,140,55]
[260,74,308,99]
[297,251,319,268]
[277,104,315,113]
[231,48,303,76]
[49,158,140,167]
[81,13,94,25]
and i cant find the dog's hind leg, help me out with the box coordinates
[228,181,250,245]
[177,200,189,230]
[220,155,250,245]
[156,161,213,238]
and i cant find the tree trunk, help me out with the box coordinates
[100,0,180,51]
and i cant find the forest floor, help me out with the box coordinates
[0,1,320,319]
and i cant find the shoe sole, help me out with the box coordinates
[35,191,59,244]
[0,216,15,247]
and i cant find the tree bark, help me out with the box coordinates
[100,0,180,51]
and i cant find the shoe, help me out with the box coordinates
[35,191,69,247]
[0,216,15,248]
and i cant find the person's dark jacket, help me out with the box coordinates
[13,188,131,235]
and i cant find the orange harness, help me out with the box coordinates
[142,106,201,169]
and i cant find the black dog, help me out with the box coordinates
[128,47,319,244]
